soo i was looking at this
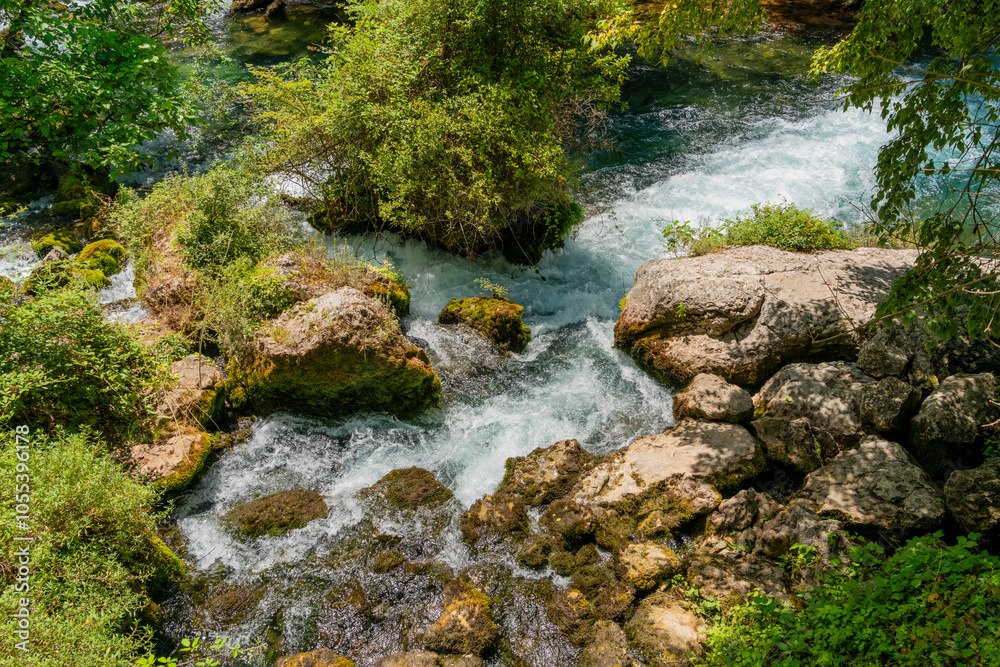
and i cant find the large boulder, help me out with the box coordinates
[129,428,213,492]
[908,373,998,477]
[626,594,706,666]
[672,373,753,424]
[546,588,597,646]
[224,489,328,538]
[614,543,682,591]
[460,492,529,543]
[571,421,763,506]
[943,458,1000,543]
[797,436,945,539]
[703,488,782,552]
[496,438,596,506]
[438,296,531,353]
[156,354,224,428]
[227,288,441,418]
[753,499,850,564]
[422,580,499,656]
[615,246,916,387]
[751,362,873,472]
[859,376,922,434]
[685,554,789,605]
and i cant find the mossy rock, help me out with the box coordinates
[276,649,357,667]
[203,586,265,628]
[438,296,531,353]
[225,489,329,538]
[0,276,15,296]
[423,579,499,656]
[363,273,411,318]
[371,549,407,573]
[549,543,601,577]
[50,198,98,220]
[460,491,529,543]
[76,239,127,277]
[129,430,214,493]
[0,200,18,216]
[360,467,453,509]
[24,260,110,294]
[32,229,83,257]
[144,536,188,598]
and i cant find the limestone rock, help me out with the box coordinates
[753,499,850,564]
[797,436,945,539]
[546,589,597,646]
[460,492,529,543]
[227,288,441,418]
[157,354,223,428]
[626,594,706,666]
[275,648,356,667]
[224,489,328,538]
[615,246,916,387]
[909,373,998,477]
[860,376,921,433]
[497,438,596,505]
[615,543,682,591]
[423,580,499,656]
[685,554,789,605]
[438,296,531,353]
[572,421,762,506]
[361,467,453,509]
[706,488,782,539]
[943,458,1000,543]
[129,428,213,492]
[579,621,635,667]
[673,373,754,423]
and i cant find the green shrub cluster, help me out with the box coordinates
[0,286,169,444]
[0,430,172,667]
[662,200,855,256]
[700,534,1000,667]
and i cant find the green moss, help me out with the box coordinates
[549,543,602,576]
[144,536,188,598]
[371,549,407,573]
[24,261,109,294]
[0,275,15,296]
[50,198,98,220]
[363,275,411,318]
[360,467,453,509]
[225,489,329,538]
[438,296,532,352]
[500,198,584,265]
[32,229,83,257]
[76,239,127,277]
[153,431,214,493]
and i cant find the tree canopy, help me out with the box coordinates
[811,0,1000,340]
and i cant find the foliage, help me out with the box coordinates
[0,0,217,174]
[810,0,1000,342]
[0,286,169,444]
[475,277,509,299]
[0,430,169,667]
[700,533,1000,667]
[662,200,853,255]
[135,637,263,667]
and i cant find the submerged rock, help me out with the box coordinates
[615,246,916,387]
[908,373,998,476]
[797,436,945,539]
[673,373,753,423]
[438,296,531,353]
[496,438,596,506]
[422,579,499,656]
[546,588,597,646]
[156,354,224,429]
[626,594,705,667]
[227,287,441,418]
[361,467,453,509]
[578,621,635,667]
[943,457,1000,543]
[225,489,328,538]
[276,649,356,667]
[129,428,213,492]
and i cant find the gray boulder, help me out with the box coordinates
[685,553,789,604]
[943,457,1000,543]
[860,376,922,433]
[673,373,754,423]
[626,594,706,666]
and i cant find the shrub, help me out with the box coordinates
[722,201,853,252]
[700,534,1000,667]
[0,286,168,444]
[0,430,174,667]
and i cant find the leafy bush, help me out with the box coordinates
[700,534,1000,667]
[0,430,173,667]
[0,286,169,444]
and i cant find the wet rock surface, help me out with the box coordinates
[276,648,357,667]
[578,621,635,667]
[362,467,454,509]
[225,489,329,538]
[422,580,499,656]
[438,296,532,353]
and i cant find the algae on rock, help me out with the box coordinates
[438,296,531,353]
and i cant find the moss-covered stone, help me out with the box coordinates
[24,260,110,294]
[276,649,357,667]
[50,198,98,219]
[225,489,329,538]
[0,275,15,296]
[460,492,529,543]
[438,296,531,353]
[371,549,407,573]
[546,588,597,646]
[517,534,553,568]
[129,429,214,493]
[548,543,601,576]
[203,586,265,628]
[76,239,127,277]
[144,536,188,598]
[496,439,596,506]
[31,229,83,257]
[226,288,441,418]
[422,579,499,656]
[363,272,411,318]
[361,467,453,509]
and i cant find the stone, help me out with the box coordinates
[264,0,286,19]
[578,621,635,667]
[32,228,83,256]
[516,534,552,567]
[943,458,1000,543]
[226,288,441,418]
[546,589,597,646]
[361,467,453,509]
[614,543,682,591]
[706,488,782,537]
[548,543,602,576]
[229,0,269,11]
[753,499,850,564]
[797,436,945,539]
[685,554,789,605]
[438,296,531,353]
[203,586,263,629]
[224,489,328,538]
[860,376,921,433]
[496,438,596,506]
[373,654,440,667]
[909,373,998,477]
[857,325,915,378]
[569,565,635,620]
[460,492,529,543]
[275,649,356,667]
[156,354,224,428]
[76,239,127,277]
[40,245,69,265]
[572,421,762,506]
[129,428,213,492]
[626,594,706,666]
[423,580,499,656]
[673,373,754,423]
[751,417,831,474]
[0,275,13,295]
[615,246,916,387]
